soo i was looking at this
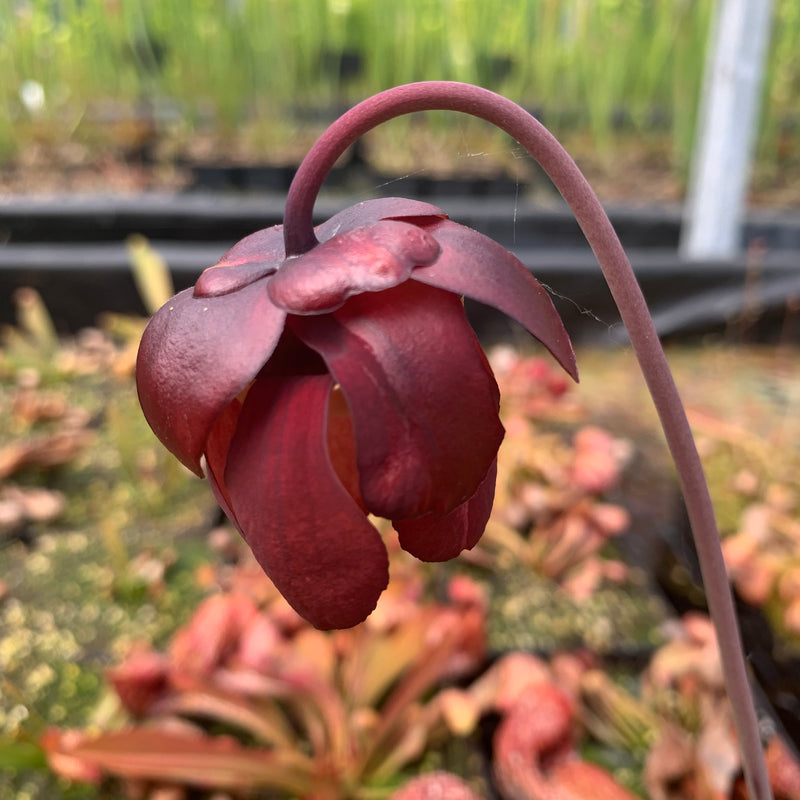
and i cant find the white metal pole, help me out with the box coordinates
[680,0,774,261]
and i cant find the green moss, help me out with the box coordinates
[487,567,667,657]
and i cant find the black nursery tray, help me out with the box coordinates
[1,189,799,345]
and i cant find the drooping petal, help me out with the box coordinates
[394,459,497,562]
[223,372,389,630]
[194,224,286,298]
[315,197,447,242]
[409,218,578,381]
[267,221,441,314]
[291,281,504,520]
[136,281,286,475]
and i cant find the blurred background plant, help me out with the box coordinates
[41,538,492,799]
[1,0,799,201]
[0,245,214,799]
[2,274,800,797]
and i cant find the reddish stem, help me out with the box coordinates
[283,81,771,800]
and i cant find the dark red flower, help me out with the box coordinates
[136,197,575,629]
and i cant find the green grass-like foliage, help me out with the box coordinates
[1,0,799,175]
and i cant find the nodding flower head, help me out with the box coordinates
[136,197,575,629]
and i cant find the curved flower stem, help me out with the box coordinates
[283,81,772,800]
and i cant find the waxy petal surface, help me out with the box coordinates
[136,282,286,475]
[410,218,578,380]
[224,373,389,630]
[194,224,285,298]
[268,221,441,314]
[292,282,504,520]
[394,460,497,561]
[314,197,447,242]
